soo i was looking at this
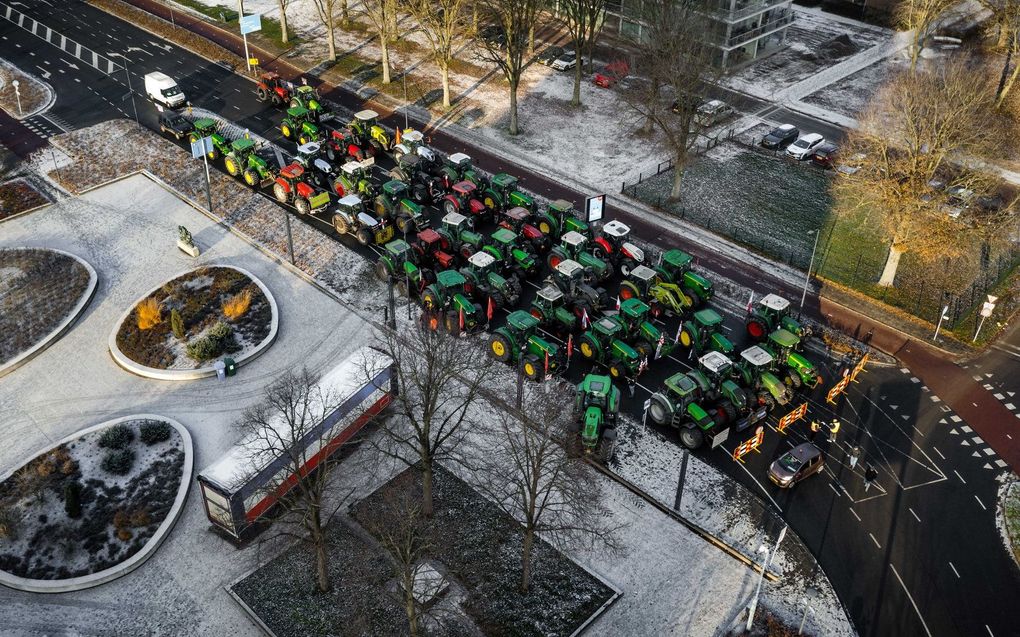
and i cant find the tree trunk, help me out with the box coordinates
[404,568,420,636]
[641,78,658,135]
[520,528,535,592]
[422,463,434,517]
[528,24,535,55]
[277,0,289,44]
[996,46,1013,100]
[341,0,349,27]
[909,35,922,73]
[327,19,337,61]
[878,243,905,287]
[441,61,452,108]
[312,512,330,592]
[381,37,391,84]
[669,152,684,200]
[509,79,520,136]
[571,44,582,106]
[997,49,1020,107]
[472,4,478,35]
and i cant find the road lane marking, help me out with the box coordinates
[890,563,934,637]
[949,562,960,578]
[932,445,945,460]
[909,508,920,522]
[828,483,840,497]
[975,495,986,510]
[849,508,861,522]
[953,469,966,484]
[869,533,881,549]
[987,626,995,636]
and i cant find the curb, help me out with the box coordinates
[107,264,279,381]
[0,57,57,121]
[0,247,98,379]
[0,414,194,593]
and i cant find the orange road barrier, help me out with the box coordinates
[733,426,766,463]
[777,403,809,434]
[850,353,870,383]
[827,375,850,404]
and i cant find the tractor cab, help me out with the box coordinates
[768,327,801,355]
[655,248,714,306]
[737,345,794,409]
[384,238,413,265]
[395,130,436,163]
[342,157,374,179]
[664,372,701,401]
[624,265,659,295]
[539,198,589,238]
[467,250,497,274]
[278,163,306,184]
[765,329,823,390]
[442,211,471,234]
[591,316,625,340]
[446,152,472,170]
[295,142,333,174]
[351,109,380,134]
[534,285,566,313]
[602,219,632,243]
[693,308,725,332]
[287,106,313,124]
[490,172,519,194]
[336,194,364,216]
[741,345,775,372]
[553,259,590,292]
[618,297,651,329]
[435,269,467,294]
[192,117,218,137]
[230,137,256,156]
[452,180,479,199]
[292,84,321,111]
[505,309,541,340]
[381,179,410,202]
[415,228,457,270]
[699,350,734,380]
[747,293,809,340]
[562,230,589,252]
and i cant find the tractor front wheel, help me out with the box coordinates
[523,355,542,381]
[679,326,695,349]
[333,215,350,236]
[683,286,702,308]
[271,94,283,106]
[395,215,412,234]
[719,402,738,424]
[619,281,640,301]
[579,335,598,360]
[281,123,293,139]
[443,200,458,216]
[679,426,704,450]
[273,183,289,203]
[356,228,372,246]
[608,359,626,379]
[243,169,258,188]
[374,260,391,282]
[489,333,513,362]
[786,371,803,390]
[746,318,768,341]
[759,392,776,411]
[225,157,240,177]
[648,394,673,425]
[620,259,636,277]
[257,87,269,102]
[547,250,565,270]
[396,278,410,297]
[295,198,311,215]
[298,135,309,146]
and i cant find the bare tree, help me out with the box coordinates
[833,61,1010,287]
[895,0,957,72]
[978,0,1020,105]
[276,0,293,44]
[476,0,542,135]
[618,0,720,200]
[362,0,400,84]
[236,369,348,593]
[475,390,621,592]
[370,320,494,517]
[309,0,342,61]
[407,0,468,108]
[558,0,606,106]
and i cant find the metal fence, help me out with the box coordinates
[619,128,736,195]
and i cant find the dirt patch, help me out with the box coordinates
[114,266,271,369]
[0,59,50,118]
[0,248,91,365]
[0,178,50,220]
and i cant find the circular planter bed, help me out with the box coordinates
[0,415,193,593]
[109,265,278,380]
[0,247,98,377]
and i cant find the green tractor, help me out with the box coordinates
[333,157,378,199]
[289,84,323,114]
[547,259,610,315]
[331,194,394,246]
[734,346,794,411]
[280,106,321,145]
[675,308,735,356]
[646,373,721,450]
[618,265,694,318]
[375,238,435,296]
[420,270,485,333]
[437,211,485,260]
[481,172,536,213]
[187,118,230,160]
[547,230,613,282]
[348,109,393,153]
[537,199,591,240]
[577,315,644,379]
[460,250,522,309]
[687,351,768,432]
[746,293,810,341]
[654,249,714,308]
[482,228,540,279]
[223,137,274,188]
[374,180,427,233]
[760,329,824,390]
[573,374,620,459]
[488,310,564,381]
[616,297,677,361]
[529,285,578,336]
[439,152,487,190]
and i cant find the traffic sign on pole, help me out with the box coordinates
[239,13,262,34]
[190,136,213,159]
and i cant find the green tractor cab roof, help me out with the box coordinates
[296,84,317,95]
[549,199,575,214]
[693,308,724,327]
[504,207,529,221]
[555,259,586,278]
[287,106,311,118]
[664,372,699,397]
[769,328,800,349]
[383,180,408,196]
[760,293,790,313]
[629,265,658,283]
[279,163,305,179]
[231,137,256,153]
[490,173,518,189]
[447,152,471,166]
[436,269,467,288]
[699,350,732,375]
[193,117,216,130]
[620,297,650,319]
[354,109,379,121]
[537,285,564,303]
[490,227,518,245]
[562,231,588,248]
[662,249,694,269]
[507,310,540,331]
[384,239,411,257]
[580,374,612,397]
[603,219,631,238]
[468,251,497,269]
[443,211,468,227]
[741,345,774,367]
[337,194,363,209]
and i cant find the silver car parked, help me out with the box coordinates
[768,443,825,488]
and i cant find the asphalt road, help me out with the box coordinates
[2,4,1018,636]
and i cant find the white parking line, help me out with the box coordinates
[954,470,966,484]
[987,625,995,636]
[932,445,945,460]
[949,562,960,578]
[909,508,920,522]
[849,508,861,522]
[975,495,987,510]
[869,533,881,549]
[890,563,934,637]
[828,483,841,497]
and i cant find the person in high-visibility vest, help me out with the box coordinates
[809,420,822,442]
[828,419,841,442]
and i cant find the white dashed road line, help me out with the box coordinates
[869,533,881,549]
[954,470,966,484]
[849,508,861,522]
[949,562,960,578]
[932,445,945,460]
[890,563,934,637]
[975,495,987,510]
[909,508,920,522]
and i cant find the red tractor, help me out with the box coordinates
[441,181,488,224]
[499,206,550,254]
[592,219,646,277]
[272,163,331,215]
[410,228,458,273]
[324,126,376,163]
[255,72,293,107]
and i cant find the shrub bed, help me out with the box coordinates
[0,179,49,220]
[0,248,91,365]
[114,266,272,370]
[0,419,185,580]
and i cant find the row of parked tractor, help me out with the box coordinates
[156,72,827,454]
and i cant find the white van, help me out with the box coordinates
[144,72,185,108]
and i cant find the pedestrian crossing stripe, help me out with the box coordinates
[0,4,121,75]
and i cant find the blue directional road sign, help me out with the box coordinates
[239,13,262,35]
[191,136,213,159]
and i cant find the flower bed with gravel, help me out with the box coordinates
[0,178,49,220]
[113,265,274,371]
[0,418,187,582]
[0,248,93,366]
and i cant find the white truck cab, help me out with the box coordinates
[144,72,185,108]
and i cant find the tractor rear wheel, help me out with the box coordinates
[608,359,626,379]
[648,394,673,425]
[445,311,460,334]
[529,307,545,321]
[489,333,513,362]
[786,371,803,390]
[281,123,293,139]
[523,355,542,381]
[396,215,412,234]
[443,200,458,216]
[356,228,372,246]
[243,169,258,188]
[207,148,220,161]
[679,326,695,349]
[679,426,704,450]
[547,249,566,270]
[273,183,289,203]
[334,213,352,239]
[746,318,768,341]
[759,392,776,411]
[396,278,410,297]
[619,281,640,301]
[720,402,738,423]
[326,145,337,161]
[620,259,636,277]
[298,135,309,146]
[598,432,617,461]
[257,87,269,102]
[295,198,311,215]
[374,260,390,282]
[682,286,701,308]
[271,93,283,107]
[225,156,240,176]
[422,290,441,311]
[579,335,599,360]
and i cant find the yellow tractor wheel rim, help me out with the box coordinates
[244,172,256,186]
[538,221,551,234]
[491,340,505,357]
[225,158,236,174]
[485,196,495,209]
[609,366,621,377]
[282,124,291,137]
[524,362,536,376]
[680,331,692,347]
[580,342,594,358]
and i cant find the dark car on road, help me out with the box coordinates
[761,124,799,149]
[768,442,825,488]
[811,142,840,169]
[158,113,194,141]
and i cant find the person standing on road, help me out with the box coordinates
[828,419,841,442]
[849,445,862,470]
[627,375,636,399]
[809,420,822,442]
[864,465,878,492]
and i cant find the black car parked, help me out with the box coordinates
[158,113,194,141]
[760,124,799,149]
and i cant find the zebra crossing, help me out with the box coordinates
[22,114,67,139]
[0,2,122,76]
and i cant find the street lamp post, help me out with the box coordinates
[799,229,821,312]
[107,53,139,124]
[798,586,818,635]
[11,80,22,116]
[746,525,787,632]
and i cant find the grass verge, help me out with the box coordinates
[166,0,297,50]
